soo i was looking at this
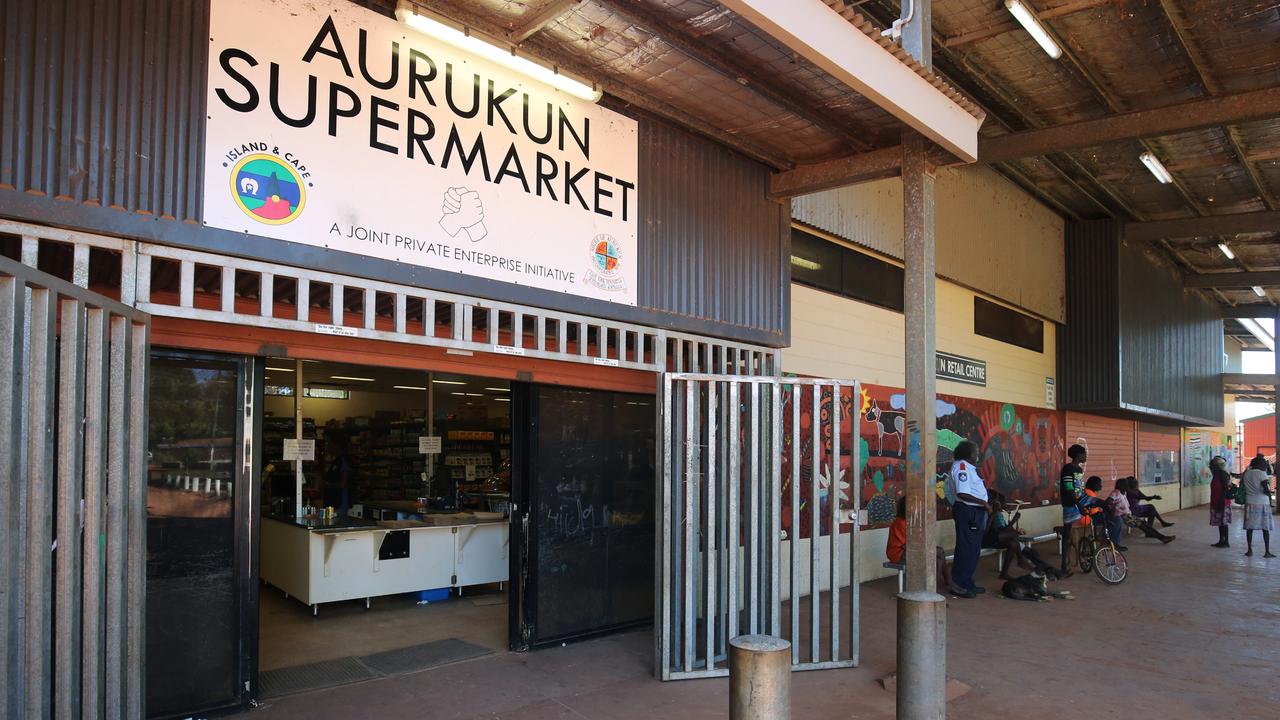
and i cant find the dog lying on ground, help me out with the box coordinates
[1000,570,1074,601]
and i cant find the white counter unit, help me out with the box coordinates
[261,517,508,611]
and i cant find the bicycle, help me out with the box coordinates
[1076,516,1128,584]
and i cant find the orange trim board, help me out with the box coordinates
[150,316,657,395]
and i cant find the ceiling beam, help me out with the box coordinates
[1186,271,1280,289]
[768,145,905,198]
[719,0,982,162]
[1125,211,1280,241]
[1224,373,1280,388]
[593,0,872,153]
[1222,304,1278,319]
[507,0,581,44]
[772,85,1280,197]
[979,86,1280,164]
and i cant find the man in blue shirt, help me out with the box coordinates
[949,440,989,598]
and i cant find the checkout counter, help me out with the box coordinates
[261,507,509,614]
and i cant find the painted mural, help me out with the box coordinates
[780,381,1065,538]
[1183,430,1236,486]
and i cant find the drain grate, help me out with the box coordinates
[358,638,492,676]
[260,657,377,698]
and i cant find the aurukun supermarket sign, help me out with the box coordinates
[204,0,639,305]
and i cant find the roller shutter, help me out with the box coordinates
[1065,412,1136,482]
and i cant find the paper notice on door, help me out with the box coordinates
[419,436,442,454]
[464,465,477,482]
[283,438,315,461]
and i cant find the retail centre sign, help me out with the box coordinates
[936,351,987,386]
[204,0,639,305]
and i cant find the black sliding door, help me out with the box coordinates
[145,352,259,718]
[514,385,655,647]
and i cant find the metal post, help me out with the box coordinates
[1274,306,1279,512]
[898,128,945,720]
[295,358,304,518]
[729,635,790,720]
[897,2,945,715]
[426,372,435,498]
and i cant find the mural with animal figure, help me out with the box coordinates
[781,378,1064,538]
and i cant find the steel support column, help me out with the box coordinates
[898,2,945,715]
[898,128,945,720]
[1274,306,1279,513]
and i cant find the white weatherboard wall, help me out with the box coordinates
[793,165,1066,323]
[789,281,1057,408]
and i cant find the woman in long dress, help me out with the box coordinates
[1208,456,1232,549]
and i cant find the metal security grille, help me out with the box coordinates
[1,255,150,719]
[0,219,779,377]
[657,374,861,680]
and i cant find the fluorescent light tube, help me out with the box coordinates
[465,393,484,397]
[265,366,295,372]
[790,256,822,271]
[432,379,466,385]
[493,397,511,402]
[1253,286,1266,297]
[331,375,375,382]
[1218,243,1235,260]
[1139,151,1174,184]
[396,2,602,102]
[393,385,427,391]
[484,387,510,392]
[1005,0,1062,59]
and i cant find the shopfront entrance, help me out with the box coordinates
[255,358,515,689]
[139,346,659,714]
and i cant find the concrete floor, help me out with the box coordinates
[258,583,508,671]
[238,507,1280,719]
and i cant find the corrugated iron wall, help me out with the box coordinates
[1118,240,1223,425]
[0,0,207,216]
[1058,220,1120,410]
[1058,220,1223,426]
[791,165,1066,323]
[637,118,788,343]
[0,0,787,346]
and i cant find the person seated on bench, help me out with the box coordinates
[1127,477,1174,528]
[1114,477,1175,544]
[1083,476,1126,551]
[984,489,1055,579]
[886,495,956,595]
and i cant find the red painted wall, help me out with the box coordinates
[1241,414,1275,460]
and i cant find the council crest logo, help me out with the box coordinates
[591,236,621,275]
[230,153,305,225]
[584,234,626,293]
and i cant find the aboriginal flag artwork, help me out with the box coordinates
[232,154,305,225]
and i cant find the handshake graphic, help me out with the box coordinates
[438,187,488,242]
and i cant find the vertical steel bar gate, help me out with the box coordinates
[1,255,150,719]
[657,373,861,680]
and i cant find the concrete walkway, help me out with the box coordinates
[235,507,1279,719]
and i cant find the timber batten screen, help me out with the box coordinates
[657,374,861,680]
[1,255,150,719]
